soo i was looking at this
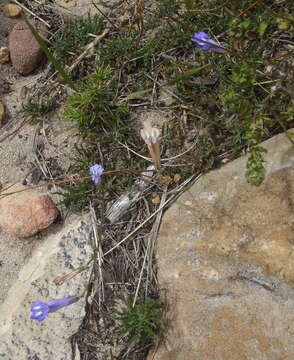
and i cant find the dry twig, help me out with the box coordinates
[104,173,201,256]
[12,0,51,27]
[68,28,110,74]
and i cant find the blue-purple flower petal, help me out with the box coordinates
[30,296,78,322]
[46,296,78,312]
[30,301,50,322]
[192,31,226,53]
[90,164,104,184]
[192,31,211,50]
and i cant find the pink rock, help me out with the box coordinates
[8,21,47,75]
[0,184,59,237]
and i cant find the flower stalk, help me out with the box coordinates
[140,120,161,169]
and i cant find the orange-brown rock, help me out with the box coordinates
[0,184,59,237]
[148,131,294,360]
[3,4,22,19]
[9,21,46,75]
[0,47,9,64]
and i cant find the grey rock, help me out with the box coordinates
[0,215,92,360]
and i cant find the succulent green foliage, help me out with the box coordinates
[245,145,267,186]
[220,87,252,115]
[115,297,164,347]
[231,62,255,85]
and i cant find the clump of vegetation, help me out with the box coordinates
[42,0,293,358]
[115,296,164,347]
[63,66,130,136]
[245,145,267,186]
[22,99,55,123]
[52,0,293,209]
[56,180,94,213]
[61,64,145,202]
[52,14,106,64]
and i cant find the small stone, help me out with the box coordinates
[9,21,47,75]
[151,193,161,205]
[0,47,10,64]
[0,183,59,237]
[173,174,181,183]
[158,175,173,185]
[3,4,22,18]
[58,0,77,8]
[0,102,5,127]
[19,85,30,105]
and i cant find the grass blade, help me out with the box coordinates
[125,88,153,100]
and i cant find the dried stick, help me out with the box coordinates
[90,203,105,306]
[104,174,201,256]
[118,137,199,163]
[132,186,167,306]
[145,74,184,103]
[147,186,167,284]
[68,28,109,74]
[91,0,120,32]
[132,241,148,307]
[12,0,51,28]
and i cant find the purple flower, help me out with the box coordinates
[191,31,226,54]
[30,296,78,322]
[90,164,104,184]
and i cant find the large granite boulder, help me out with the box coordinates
[148,131,294,360]
[0,215,92,359]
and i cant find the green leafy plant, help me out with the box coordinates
[245,145,267,186]
[54,0,294,207]
[220,87,252,115]
[64,66,117,131]
[56,180,95,213]
[115,296,164,347]
[22,99,55,123]
[52,14,106,64]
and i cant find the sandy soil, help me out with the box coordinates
[0,5,78,303]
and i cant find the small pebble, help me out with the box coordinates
[0,102,5,127]
[0,47,10,64]
[58,0,77,8]
[3,4,22,18]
